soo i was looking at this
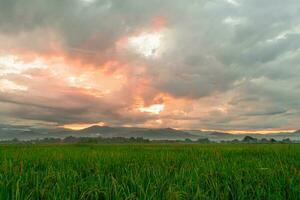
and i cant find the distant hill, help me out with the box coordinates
[0,124,200,141]
[185,129,300,142]
[78,126,200,140]
[80,125,115,133]
[209,131,232,137]
[1,124,300,141]
[185,130,232,138]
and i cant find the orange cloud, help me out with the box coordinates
[151,16,168,29]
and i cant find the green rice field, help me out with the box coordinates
[0,144,299,199]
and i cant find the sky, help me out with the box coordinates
[0,0,300,133]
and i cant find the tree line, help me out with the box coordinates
[0,135,297,144]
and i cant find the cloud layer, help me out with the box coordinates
[0,0,300,131]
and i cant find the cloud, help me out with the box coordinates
[0,0,300,131]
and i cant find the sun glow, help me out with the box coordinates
[62,122,106,130]
[128,32,163,58]
[139,104,165,115]
[0,79,28,92]
[0,55,46,75]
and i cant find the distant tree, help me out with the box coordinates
[197,138,210,143]
[260,138,269,143]
[184,138,192,143]
[282,138,291,143]
[231,139,240,143]
[12,138,19,143]
[270,138,277,143]
[63,136,78,143]
[242,136,257,143]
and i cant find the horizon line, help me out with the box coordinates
[61,123,297,134]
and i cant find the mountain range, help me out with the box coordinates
[0,124,299,141]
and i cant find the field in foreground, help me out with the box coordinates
[0,144,299,200]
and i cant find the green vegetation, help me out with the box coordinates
[2,135,297,145]
[0,144,299,199]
